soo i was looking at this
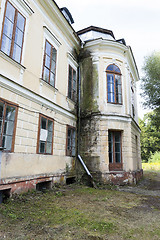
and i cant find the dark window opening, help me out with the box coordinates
[66,126,76,157]
[68,65,76,102]
[0,188,11,203]
[36,181,52,192]
[108,131,122,171]
[66,177,76,185]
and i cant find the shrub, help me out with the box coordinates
[149,151,160,163]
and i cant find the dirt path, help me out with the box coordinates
[118,170,160,196]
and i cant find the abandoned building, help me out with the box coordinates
[0,0,142,198]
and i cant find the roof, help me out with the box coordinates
[50,0,80,43]
[60,7,74,24]
[77,26,115,39]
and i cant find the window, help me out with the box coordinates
[131,75,135,118]
[68,65,76,102]
[0,0,26,63]
[106,64,122,104]
[66,126,76,157]
[0,98,18,152]
[108,131,122,171]
[37,114,54,154]
[42,40,57,87]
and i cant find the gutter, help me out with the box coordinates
[0,147,4,204]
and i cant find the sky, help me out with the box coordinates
[56,0,160,118]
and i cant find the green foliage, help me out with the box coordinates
[142,162,160,171]
[149,151,160,163]
[141,51,160,110]
[139,111,160,162]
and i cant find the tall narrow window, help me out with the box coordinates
[106,64,122,104]
[0,0,26,63]
[37,114,54,155]
[66,126,76,157]
[0,99,18,152]
[68,65,76,102]
[42,40,57,87]
[108,131,122,171]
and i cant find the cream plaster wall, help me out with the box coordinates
[83,39,139,127]
[0,0,79,111]
[1,153,72,180]
[98,118,134,173]
[0,87,76,182]
[0,0,78,184]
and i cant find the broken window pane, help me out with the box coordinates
[39,141,45,153]
[0,101,17,151]
[38,116,54,154]
[66,127,76,157]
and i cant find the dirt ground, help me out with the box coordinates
[0,170,160,240]
[118,170,160,196]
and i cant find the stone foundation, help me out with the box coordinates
[101,169,143,185]
[0,174,67,196]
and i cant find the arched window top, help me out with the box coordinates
[106,64,122,104]
[106,64,121,74]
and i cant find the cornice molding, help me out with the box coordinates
[0,74,76,121]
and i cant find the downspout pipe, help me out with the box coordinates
[76,64,81,179]
[76,43,97,188]
[78,155,92,178]
[78,155,97,188]
[0,147,4,204]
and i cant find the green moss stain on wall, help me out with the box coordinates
[80,51,99,114]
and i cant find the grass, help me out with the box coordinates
[0,171,160,240]
[142,162,160,171]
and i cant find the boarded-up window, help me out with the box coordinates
[37,114,54,155]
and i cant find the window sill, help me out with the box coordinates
[40,78,58,92]
[0,50,26,70]
[109,170,124,173]
[37,152,53,155]
[66,96,76,104]
[107,102,123,106]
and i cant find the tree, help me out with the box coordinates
[139,112,160,162]
[141,51,160,111]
